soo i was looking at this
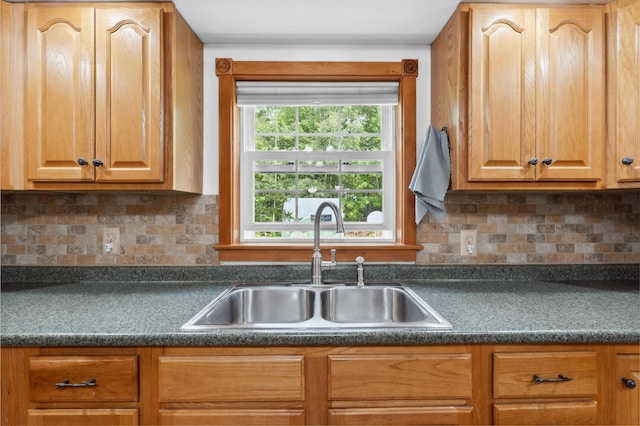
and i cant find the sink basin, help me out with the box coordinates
[181,283,451,331]
[320,286,431,323]
[182,286,315,329]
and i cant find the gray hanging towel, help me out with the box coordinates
[409,125,451,223]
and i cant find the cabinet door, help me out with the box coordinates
[536,7,604,182]
[493,401,597,425]
[158,409,304,425]
[615,353,639,425]
[95,8,163,182]
[328,406,473,425]
[28,409,138,425]
[612,0,640,183]
[469,6,537,181]
[26,6,95,182]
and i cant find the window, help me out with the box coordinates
[215,59,420,262]
[239,82,397,243]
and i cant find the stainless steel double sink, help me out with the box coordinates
[181,283,452,330]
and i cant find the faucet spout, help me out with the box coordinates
[311,201,344,285]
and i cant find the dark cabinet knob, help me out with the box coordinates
[622,157,634,165]
[542,157,553,165]
[528,158,538,166]
[622,377,637,389]
[77,158,88,166]
[92,159,103,167]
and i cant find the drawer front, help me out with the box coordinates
[328,354,472,400]
[328,406,473,425]
[158,355,305,402]
[29,356,139,402]
[158,409,305,425]
[28,408,138,425]
[493,401,598,425]
[493,351,597,398]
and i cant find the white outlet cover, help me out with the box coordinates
[460,230,477,257]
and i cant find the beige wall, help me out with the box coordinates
[1,191,638,266]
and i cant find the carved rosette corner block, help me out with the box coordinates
[402,59,418,76]
[216,58,233,75]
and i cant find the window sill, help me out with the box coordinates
[214,243,423,263]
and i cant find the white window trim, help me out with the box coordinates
[239,104,397,243]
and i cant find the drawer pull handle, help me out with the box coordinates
[533,374,572,384]
[55,378,97,389]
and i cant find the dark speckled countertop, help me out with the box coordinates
[1,265,638,347]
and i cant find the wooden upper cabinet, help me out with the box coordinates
[26,6,162,184]
[21,3,203,192]
[535,8,604,182]
[26,6,95,182]
[606,0,640,187]
[434,4,605,190]
[95,8,163,183]
[469,6,536,182]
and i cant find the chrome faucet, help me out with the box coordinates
[311,201,345,285]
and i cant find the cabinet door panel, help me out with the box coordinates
[493,401,597,425]
[536,7,604,181]
[28,409,138,425]
[613,0,640,183]
[159,409,304,425]
[328,406,472,425]
[95,8,163,182]
[469,6,536,181]
[615,353,639,425]
[26,7,95,182]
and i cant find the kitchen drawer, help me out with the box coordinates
[328,406,474,425]
[158,355,305,402]
[29,356,139,402]
[328,354,472,400]
[493,351,597,398]
[493,401,598,425]
[158,409,305,425]
[28,408,138,425]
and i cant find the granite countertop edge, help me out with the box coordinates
[2,330,638,348]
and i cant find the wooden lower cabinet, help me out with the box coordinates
[491,346,601,425]
[156,348,309,425]
[2,343,637,425]
[326,348,475,425]
[1,347,148,425]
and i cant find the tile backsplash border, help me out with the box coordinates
[1,191,638,266]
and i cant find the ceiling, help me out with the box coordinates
[171,0,610,45]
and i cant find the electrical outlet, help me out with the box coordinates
[103,228,120,255]
[460,230,477,257]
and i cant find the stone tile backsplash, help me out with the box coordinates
[1,191,638,265]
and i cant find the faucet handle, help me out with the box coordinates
[321,249,338,270]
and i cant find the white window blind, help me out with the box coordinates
[236,81,399,106]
